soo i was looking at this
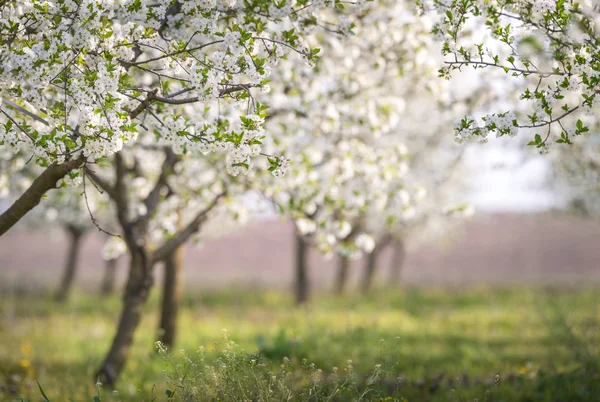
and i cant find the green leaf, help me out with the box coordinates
[37,382,51,402]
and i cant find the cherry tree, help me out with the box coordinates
[363,181,473,292]
[0,0,356,236]
[85,136,262,383]
[100,235,127,295]
[41,188,109,302]
[359,82,485,291]
[253,0,482,301]
[155,199,252,348]
[251,0,445,303]
[0,0,374,386]
[423,0,600,152]
[0,152,115,301]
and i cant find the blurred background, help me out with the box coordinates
[3,142,598,292]
[2,136,600,402]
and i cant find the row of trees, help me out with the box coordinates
[0,0,431,385]
[2,0,599,388]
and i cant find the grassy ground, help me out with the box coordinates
[1,285,599,401]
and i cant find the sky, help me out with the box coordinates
[464,139,562,213]
[447,61,564,213]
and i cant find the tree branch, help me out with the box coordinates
[128,89,158,119]
[151,192,225,263]
[0,155,85,236]
[84,166,118,200]
[113,153,130,228]
[0,69,167,238]
[132,148,178,230]
[152,84,259,105]
[0,97,49,126]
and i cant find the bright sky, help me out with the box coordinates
[446,60,563,213]
[464,138,562,212]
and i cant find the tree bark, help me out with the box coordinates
[94,151,219,386]
[158,245,184,348]
[294,234,309,305]
[101,258,118,296]
[55,225,85,302]
[389,238,406,284]
[334,256,350,295]
[96,249,152,387]
[361,247,381,294]
[0,156,84,237]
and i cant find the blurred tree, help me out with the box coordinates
[361,234,392,293]
[154,200,250,345]
[100,236,127,296]
[0,157,111,302]
[388,238,406,285]
[55,224,87,302]
[256,0,445,303]
[100,258,119,296]
[158,246,184,348]
[334,255,351,295]
[294,234,310,305]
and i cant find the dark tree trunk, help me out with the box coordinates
[361,246,382,294]
[334,256,350,295]
[101,258,118,296]
[93,150,218,387]
[294,234,309,305]
[96,249,152,387]
[158,245,184,348]
[55,225,85,302]
[389,238,406,284]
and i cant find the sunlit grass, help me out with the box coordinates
[1,285,599,401]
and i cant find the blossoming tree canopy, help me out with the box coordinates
[253,0,440,258]
[424,0,600,152]
[0,0,367,236]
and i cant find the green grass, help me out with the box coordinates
[1,285,599,401]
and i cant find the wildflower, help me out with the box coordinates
[20,344,32,356]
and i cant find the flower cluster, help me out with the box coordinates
[454,111,518,144]
[252,0,469,258]
[0,0,362,184]
[424,0,600,151]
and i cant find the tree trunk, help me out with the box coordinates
[0,156,84,237]
[158,245,184,348]
[389,238,406,284]
[55,225,85,302]
[96,249,152,387]
[101,258,118,296]
[334,256,349,295]
[361,247,382,294]
[294,234,309,305]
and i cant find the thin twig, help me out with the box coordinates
[82,165,120,238]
